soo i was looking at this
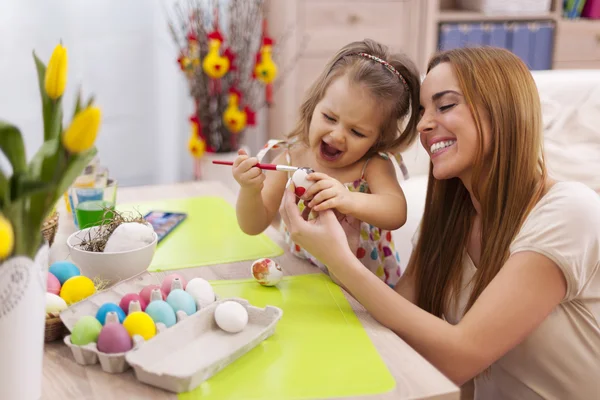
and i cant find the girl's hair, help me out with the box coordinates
[406,47,547,317]
[286,39,421,156]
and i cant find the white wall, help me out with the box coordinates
[0,0,265,188]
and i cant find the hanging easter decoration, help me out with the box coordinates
[223,87,257,134]
[201,10,235,95]
[252,19,278,105]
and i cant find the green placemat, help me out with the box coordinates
[117,196,283,271]
[179,274,395,400]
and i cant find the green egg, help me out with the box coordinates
[71,316,103,346]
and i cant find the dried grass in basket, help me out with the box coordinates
[42,210,59,247]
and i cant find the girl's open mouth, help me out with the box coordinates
[320,141,343,161]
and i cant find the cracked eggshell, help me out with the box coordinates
[291,168,315,198]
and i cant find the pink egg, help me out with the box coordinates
[161,274,187,296]
[47,272,61,295]
[97,323,133,354]
[119,293,147,314]
[139,284,166,304]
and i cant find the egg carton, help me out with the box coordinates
[125,297,283,393]
[63,295,189,374]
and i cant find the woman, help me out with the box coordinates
[280,47,600,399]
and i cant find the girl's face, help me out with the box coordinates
[308,74,383,169]
[417,62,491,183]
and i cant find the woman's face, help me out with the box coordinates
[417,62,491,183]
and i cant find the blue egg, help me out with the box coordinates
[96,302,126,325]
[49,261,81,285]
[166,289,196,317]
[145,300,177,328]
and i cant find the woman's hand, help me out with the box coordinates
[281,184,354,266]
[303,172,353,214]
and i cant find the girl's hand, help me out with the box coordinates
[303,172,353,214]
[281,184,354,267]
[232,148,265,192]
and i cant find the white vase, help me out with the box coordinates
[198,147,247,195]
[0,244,49,400]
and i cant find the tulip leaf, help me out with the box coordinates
[0,120,27,174]
[27,138,59,181]
[10,173,53,202]
[33,51,62,142]
[0,167,8,208]
[54,147,97,204]
[73,88,83,120]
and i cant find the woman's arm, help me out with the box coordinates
[280,186,567,385]
[236,152,289,235]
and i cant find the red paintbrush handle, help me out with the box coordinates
[211,160,278,170]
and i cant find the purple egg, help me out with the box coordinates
[97,323,133,354]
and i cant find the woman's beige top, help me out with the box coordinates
[419,181,600,399]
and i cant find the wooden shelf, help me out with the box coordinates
[438,9,557,23]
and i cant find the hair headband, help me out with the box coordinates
[351,52,409,91]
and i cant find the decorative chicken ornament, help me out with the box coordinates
[201,29,235,93]
[187,114,208,158]
[187,32,201,69]
[223,87,256,134]
[252,20,278,105]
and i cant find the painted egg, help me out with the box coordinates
[119,293,147,314]
[139,284,166,304]
[95,302,126,325]
[46,272,61,295]
[145,300,177,328]
[97,322,133,354]
[59,275,96,305]
[45,293,68,314]
[214,301,248,333]
[291,167,315,198]
[70,316,103,346]
[185,278,216,309]
[166,289,196,316]
[161,274,187,296]
[251,258,283,286]
[49,261,80,285]
[123,311,156,341]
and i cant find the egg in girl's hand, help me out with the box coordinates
[49,261,80,285]
[185,278,216,309]
[119,293,147,314]
[251,258,283,286]
[291,167,315,198]
[97,321,133,354]
[45,293,68,315]
[161,274,188,296]
[123,311,156,341]
[71,316,103,346]
[166,289,196,316]
[139,284,166,305]
[214,301,248,333]
[95,302,126,325]
[47,272,61,295]
[145,299,177,328]
[60,275,96,305]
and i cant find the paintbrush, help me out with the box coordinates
[211,160,299,172]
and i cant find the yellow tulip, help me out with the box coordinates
[62,106,102,153]
[0,214,14,260]
[44,44,68,100]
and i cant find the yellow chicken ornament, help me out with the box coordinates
[223,87,256,134]
[187,115,208,158]
[253,25,278,105]
[201,29,235,93]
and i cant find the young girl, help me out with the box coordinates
[232,39,421,287]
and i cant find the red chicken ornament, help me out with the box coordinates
[223,87,256,134]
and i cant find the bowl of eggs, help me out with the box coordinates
[66,222,158,286]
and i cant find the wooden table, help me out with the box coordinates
[43,181,459,400]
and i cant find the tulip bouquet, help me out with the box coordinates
[0,43,101,261]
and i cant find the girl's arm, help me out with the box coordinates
[280,188,567,385]
[346,156,407,230]
[236,152,289,235]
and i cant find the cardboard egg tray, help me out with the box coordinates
[59,272,283,391]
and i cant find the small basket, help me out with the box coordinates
[42,211,59,247]
[45,314,67,342]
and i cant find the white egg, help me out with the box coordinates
[46,292,68,314]
[104,222,155,253]
[214,301,248,333]
[291,168,315,198]
[185,278,216,309]
[251,258,283,286]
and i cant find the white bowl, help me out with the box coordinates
[66,226,158,286]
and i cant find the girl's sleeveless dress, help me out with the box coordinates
[256,139,409,287]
